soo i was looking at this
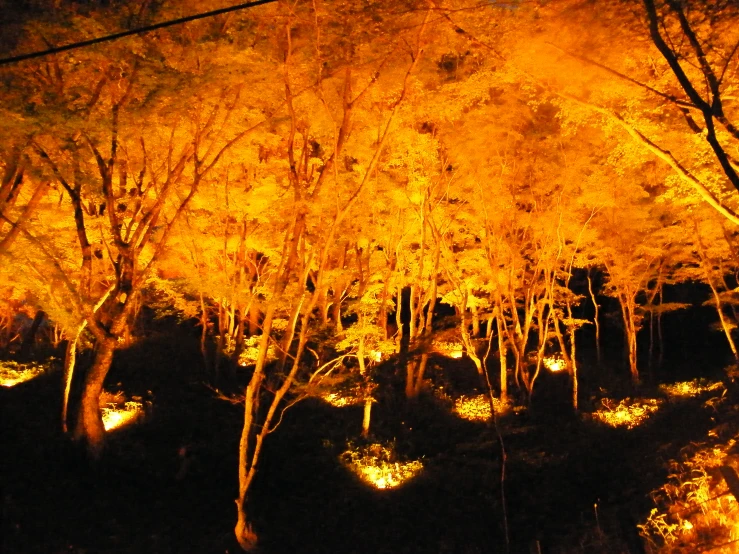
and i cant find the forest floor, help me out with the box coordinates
[1,328,737,554]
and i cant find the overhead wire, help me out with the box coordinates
[0,0,277,67]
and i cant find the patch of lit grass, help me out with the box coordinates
[321,391,362,407]
[101,400,143,431]
[639,440,738,552]
[341,442,423,490]
[433,341,464,359]
[452,394,510,422]
[591,398,661,430]
[0,360,47,387]
[659,379,724,398]
[543,355,566,372]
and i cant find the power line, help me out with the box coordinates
[0,0,277,67]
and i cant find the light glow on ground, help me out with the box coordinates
[640,439,738,551]
[101,401,143,431]
[543,355,566,372]
[452,394,510,422]
[592,398,661,429]
[0,361,46,387]
[341,442,423,489]
[434,341,464,359]
[659,379,723,398]
[321,391,362,407]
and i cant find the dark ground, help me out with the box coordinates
[1,314,736,554]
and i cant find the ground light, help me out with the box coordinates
[592,398,662,429]
[659,379,723,398]
[640,439,739,551]
[101,400,144,431]
[451,394,511,422]
[321,391,362,407]
[0,360,47,387]
[543,355,566,372]
[434,341,464,359]
[341,442,424,490]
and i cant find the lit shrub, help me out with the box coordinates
[341,442,423,490]
[639,440,739,552]
[0,360,49,387]
[591,398,661,430]
[659,379,723,398]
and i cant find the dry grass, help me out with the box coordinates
[659,379,724,399]
[0,360,47,387]
[340,442,424,490]
[100,392,144,431]
[639,440,739,553]
[451,394,511,422]
[591,398,662,430]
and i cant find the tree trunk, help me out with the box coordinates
[232,306,246,368]
[657,289,664,369]
[19,310,45,361]
[708,279,739,363]
[619,295,639,384]
[571,332,579,411]
[199,292,211,378]
[408,284,417,340]
[496,310,508,402]
[587,272,601,366]
[648,308,655,373]
[395,283,403,354]
[567,301,579,411]
[471,304,480,338]
[235,303,274,551]
[362,398,373,437]
[214,302,226,387]
[332,290,343,332]
[74,337,116,459]
[62,321,86,434]
[405,358,417,400]
[319,288,330,326]
[248,304,259,336]
[405,353,429,399]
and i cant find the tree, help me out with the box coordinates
[2,1,266,455]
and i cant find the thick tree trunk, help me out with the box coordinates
[74,337,116,459]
